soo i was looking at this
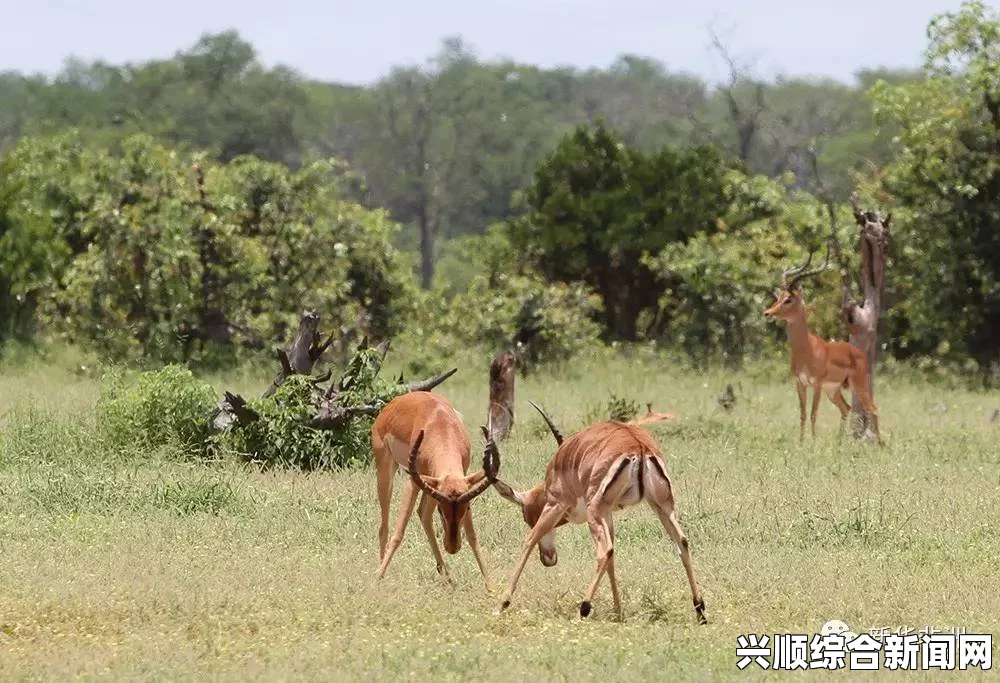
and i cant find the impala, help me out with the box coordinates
[371,391,500,584]
[491,402,706,623]
[764,248,882,444]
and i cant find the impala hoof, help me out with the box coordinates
[694,598,707,625]
[579,601,592,618]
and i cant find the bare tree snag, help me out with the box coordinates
[845,196,891,440]
[404,368,458,393]
[709,31,766,163]
[262,311,324,398]
[487,351,516,441]
[211,310,458,433]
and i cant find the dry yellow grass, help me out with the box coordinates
[1,352,998,680]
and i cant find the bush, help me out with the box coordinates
[97,365,218,456]
[4,133,415,365]
[400,271,603,376]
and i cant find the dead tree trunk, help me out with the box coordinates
[260,310,333,399]
[487,351,516,441]
[844,197,891,440]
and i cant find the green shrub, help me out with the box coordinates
[222,347,402,470]
[97,364,218,456]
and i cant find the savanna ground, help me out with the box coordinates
[1,348,998,681]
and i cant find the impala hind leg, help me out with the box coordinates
[497,502,567,614]
[849,373,883,447]
[417,494,449,580]
[646,460,706,625]
[581,513,622,621]
[581,510,615,619]
[825,386,852,439]
[604,517,622,621]
[373,437,397,563]
[375,477,420,580]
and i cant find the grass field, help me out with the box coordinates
[1,350,998,680]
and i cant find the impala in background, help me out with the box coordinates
[764,247,883,445]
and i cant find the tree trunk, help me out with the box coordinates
[487,351,516,441]
[419,208,435,289]
[843,202,890,440]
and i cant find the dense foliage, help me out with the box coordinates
[510,122,732,340]
[1,133,413,364]
[1,2,999,378]
[868,0,1000,376]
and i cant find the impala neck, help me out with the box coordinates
[785,306,813,359]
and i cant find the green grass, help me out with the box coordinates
[1,350,998,680]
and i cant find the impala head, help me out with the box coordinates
[407,426,501,555]
[492,400,566,567]
[764,245,831,322]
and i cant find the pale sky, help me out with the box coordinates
[0,0,990,85]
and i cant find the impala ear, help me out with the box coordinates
[492,479,524,507]
[418,474,442,490]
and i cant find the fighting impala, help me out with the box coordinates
[764,246,882,444]
[371,391,500,584]
[491,402,706,624]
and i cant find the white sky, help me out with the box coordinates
[0,0,990,84]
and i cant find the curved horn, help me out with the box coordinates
[528,400,564,445]
[405,368,458,392]
[406,430,451,505]
[783,242,832,291]
[453,425,502,505]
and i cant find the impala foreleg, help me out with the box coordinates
[796,382,807,441]
[498,502,567,614]
[462,508,492,589]
[417,494,449,580]
[376,477,420,580]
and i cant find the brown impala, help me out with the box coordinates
[764,247,882,444]
[371,391,500,584]
[491,402,706,624]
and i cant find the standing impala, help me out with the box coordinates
[764,248,882,444]
[371,391,500,584]
[491,402,706,624]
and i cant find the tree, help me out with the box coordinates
[869,0,1000,378]
[4,132,414,364]
[511,121,732,340]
